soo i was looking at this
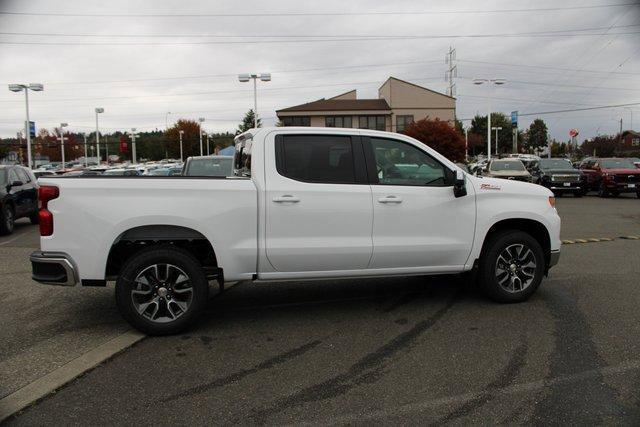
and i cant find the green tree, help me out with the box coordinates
[237,109,261,135]
[469,113,512,155]
[525,118,548,154]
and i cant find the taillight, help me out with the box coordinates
[38,185,59,236]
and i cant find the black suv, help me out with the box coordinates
[0,165,39,235]
[531,158,584,197]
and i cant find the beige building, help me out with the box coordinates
[276,77,456,132]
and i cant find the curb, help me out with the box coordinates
[562,235,640,245]
[0,329,145,422]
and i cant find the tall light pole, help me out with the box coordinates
[464,127,469,161]
[473,78,506,161]
[83,133,88,166]
[130,128,138,164]
[179,130,184,162]
[238,73,271,128]
[198,117,205,156]
[95,107,104,164]
[58,123,68,166]
[8,83,44,169]
[491,126,503,156]
[205,132,210,155]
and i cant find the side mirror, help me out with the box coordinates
[453,170,467,198]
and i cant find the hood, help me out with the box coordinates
[540,169,580,175]
[601,168,640,174]
[488,170,531,177]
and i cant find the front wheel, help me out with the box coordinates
[478,230,545,303]
[115,246,209,335]
[0,204,15,235]
[598,183,609,198]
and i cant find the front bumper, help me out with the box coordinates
[30,251,78,286]
[603,182,639,193]
[548,249,560,269]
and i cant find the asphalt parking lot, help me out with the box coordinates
[2,195,640,425]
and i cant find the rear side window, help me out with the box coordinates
[276,135,359,184]
[186,157,233,177]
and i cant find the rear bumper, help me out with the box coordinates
[30,251,78,286]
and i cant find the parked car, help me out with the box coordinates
[31,127,561,335]
[580,157,640,198]
[531,158,584,197]
[103,168,140,176]
[0,165,39,235]
[182,155,233,177]
[483,159,532,182]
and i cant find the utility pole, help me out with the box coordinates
[445,46,457,97]
[179,130,184,162]
[83,133,88,167]
[105,135,109,164]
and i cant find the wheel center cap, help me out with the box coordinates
[509,263,517,272]
[157,287,168,297]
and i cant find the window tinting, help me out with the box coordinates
[325,116,352,128]
[282,116,311,127]
[277,135,357,183]
[370,138,449,186]
[358,116,386,131]
[396,115,414,133]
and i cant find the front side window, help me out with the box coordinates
[396,115,414,133]
[276,135,357,183]
[282,116,311,127]
[358,116,386,131]
[370,137,449,186]
[325,116,353,128]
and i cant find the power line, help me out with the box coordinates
[3,24,638,38]
[519,102,640,117]
[0,3,634,18]
[458,59,640,76]
[1,31,639,46]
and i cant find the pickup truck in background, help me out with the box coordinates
[31,127,561,335]
[579,157,640,198]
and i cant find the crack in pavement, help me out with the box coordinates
[248,293,460,423]
[160,339,323,403]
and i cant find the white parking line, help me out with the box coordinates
[0,329,145,422]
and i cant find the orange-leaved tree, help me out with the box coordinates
[403,118,466,162]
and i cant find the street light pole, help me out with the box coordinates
[198,118,205,156]
[130,128,138,164]
[8,83,44,169]
[238,73,271,129]
[179,130,184,162]
[473,78,506,161]
[83,133,88,167]
[95,107,104,164]
[205,133,210,155]
[58,123,68,167]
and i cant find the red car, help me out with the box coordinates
[580,158,640,198]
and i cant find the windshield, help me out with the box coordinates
[186,157,233,177]
[104,169,125,175]
[601,159,635,169]
[539,159,574,170]
[490,160,525,171]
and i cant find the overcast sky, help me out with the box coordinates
[0,0,638,141]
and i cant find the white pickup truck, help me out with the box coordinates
[31,127,561,335]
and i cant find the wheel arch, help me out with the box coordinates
[480,218,551,267]
[105,225,219,280]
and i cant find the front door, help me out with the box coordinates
[264,133,373,272]
[365,136,475,270]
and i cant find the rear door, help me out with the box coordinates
[364,136,475,270]
[264,133,373,272]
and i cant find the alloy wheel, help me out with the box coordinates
[494,244,537,293]
[131,263,193,323]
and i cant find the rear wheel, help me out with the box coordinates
[478,230,545,303]
[0,204,15,235]
[115,246,209,335]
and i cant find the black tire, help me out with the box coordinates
[478,230,545,303]
[0,204,15,236]
[115,245,209,335]
[29,211,39,225]
[598,183,609,198]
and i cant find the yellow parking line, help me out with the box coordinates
[574,239,588,243]
[562,240,575,244]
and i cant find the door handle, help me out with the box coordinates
[378,196,402,204]
[273,195,300,203]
